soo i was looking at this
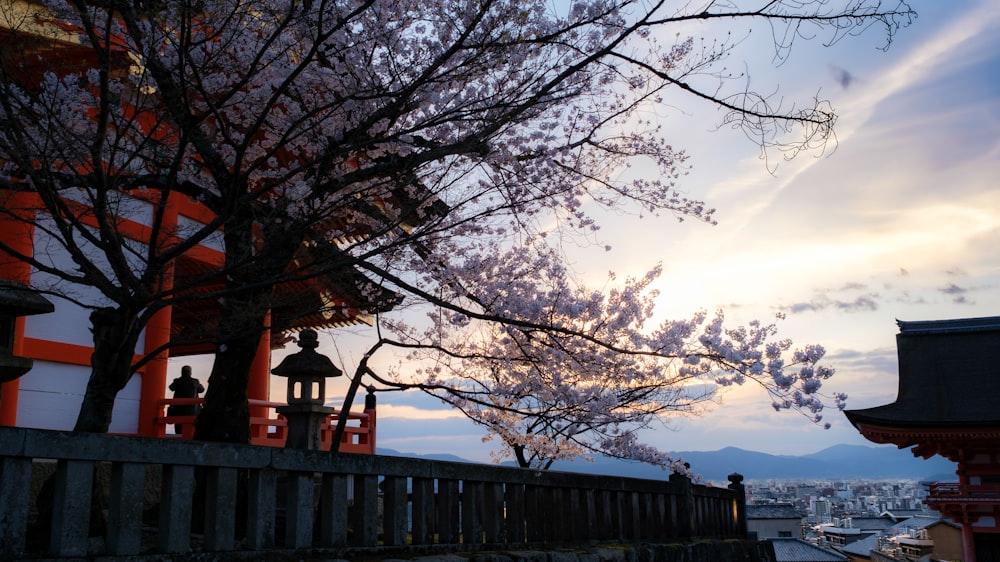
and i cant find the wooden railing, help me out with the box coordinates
[927,482,1000,503]
[154,398,376,454]
[0,426,747,560]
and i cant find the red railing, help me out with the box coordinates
[155,398,376,453]
[927,482,1000,503]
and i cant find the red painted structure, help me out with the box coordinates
[157,397,376,453]
[0,189,383,452]
[0,6,395,451]
[846,317,1000,562]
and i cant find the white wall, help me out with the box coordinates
[24,215,146,352]
[16,360,141,433]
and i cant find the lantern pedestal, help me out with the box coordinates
[277,403,335,451]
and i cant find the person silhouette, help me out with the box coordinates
[167,365,205,436]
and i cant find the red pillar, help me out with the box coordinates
[248,311,272,430]
[956,458,978,562]
[136,199,178,437]
[962,518,977,562]
[138,298,172,436]
[0,192,38,426]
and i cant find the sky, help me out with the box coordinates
[178,1,1000,464]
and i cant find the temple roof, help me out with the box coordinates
[845,316,1000,431]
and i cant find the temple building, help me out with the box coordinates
[846,316,1000,562]
[0,189,395,442]
[0,2,416,447]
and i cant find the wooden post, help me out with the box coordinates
[382,475,408,546]
[728,473,747,538]
[670,472,694,540]
[411,477,435,545]
[504,482,525,544]
[436,479,460,544]
[462,480,484,546]
[483,481,505,544]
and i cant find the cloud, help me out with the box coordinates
[378,404,466,420]
[376,417,494,461]
[376,390,454,410]
[824,348,898,378]
[938,282,982,305]
[780,294,880,315]
[940,283,966,295]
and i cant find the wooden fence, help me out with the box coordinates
[0,426,747,560]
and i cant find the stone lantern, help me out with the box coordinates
[0,280,54,384]
[272,329,342,450]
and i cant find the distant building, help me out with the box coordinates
[811,498,832,523]
[837,533,880,561]
[838,515,902,535]
[846,316,1000,562]
[817,519,873,549]
[831,515,962,561]
[748,503,806,539]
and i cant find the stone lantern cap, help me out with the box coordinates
[271,329,342,405]
[0,280,54,383]
[0,280,55,317]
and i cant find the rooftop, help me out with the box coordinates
[770,538,849,562]
[748,503,806,520]
[845,315,1000,432]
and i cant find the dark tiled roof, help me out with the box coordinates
[887,514,942,534]
[838,533,879,557]
[770,538,849,562]
[845,316,1000,428]
[748,504,806,519]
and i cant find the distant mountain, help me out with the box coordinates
[376,448,476,464]
[379,444,958,483]
[671,445,956,481]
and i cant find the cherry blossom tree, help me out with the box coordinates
[0,0,912,448]
[355,244,845,469]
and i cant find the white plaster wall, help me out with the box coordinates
[59,189,154,227]
[16,360,142,433]
[177,214,224,252]
[24,215,146,352]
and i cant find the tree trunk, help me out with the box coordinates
[74,307,143,432]
[193,289,270,443]
[194,208,302,443]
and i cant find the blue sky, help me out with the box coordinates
[183,1,1000,463]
